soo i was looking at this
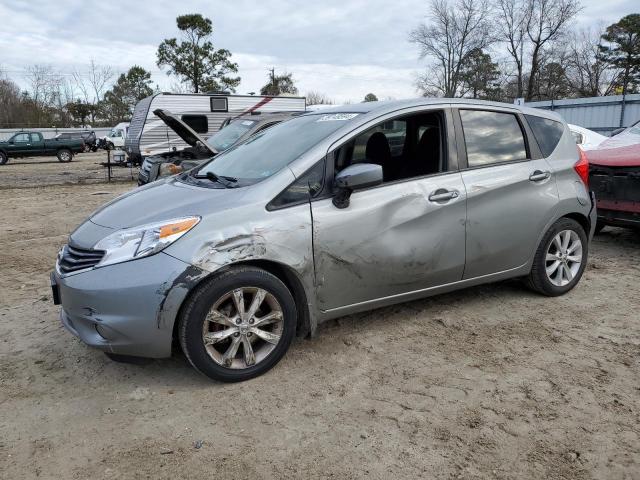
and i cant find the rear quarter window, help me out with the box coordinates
[525,115,565,157]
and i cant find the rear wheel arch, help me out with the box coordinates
[562,212,590,237]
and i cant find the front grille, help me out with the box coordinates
[58,244,105,274]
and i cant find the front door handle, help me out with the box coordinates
[529,170,551,182]
[428,189,459,203]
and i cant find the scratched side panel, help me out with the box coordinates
[461,159,559,279]
[311,173,467,311]
[165,198,316,311]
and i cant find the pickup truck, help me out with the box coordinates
[0,132,85,165]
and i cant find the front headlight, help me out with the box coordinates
[94,216,200,267]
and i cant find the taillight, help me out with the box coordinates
[574,147,589,188]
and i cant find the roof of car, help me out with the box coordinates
[303,97,563,122]
[234,111,304,124]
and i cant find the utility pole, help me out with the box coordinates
[270,67,276,91]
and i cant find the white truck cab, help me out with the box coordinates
[105,122,130,149]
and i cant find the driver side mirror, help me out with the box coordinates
[332,163,383,209]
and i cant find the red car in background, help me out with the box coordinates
[587,120,640,232]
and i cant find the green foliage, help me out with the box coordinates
[535,62,570,100]
[102,66,154,122]
[66,100,95,126]
[600,14,640,94]
[157,14,240,93]
[459,49,502,100]
[260,70,298,96]
[363,93,378,102]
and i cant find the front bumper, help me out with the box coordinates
[54,252,206,358]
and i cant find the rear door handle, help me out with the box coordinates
[428,189,459,203]
[529,170,551,182]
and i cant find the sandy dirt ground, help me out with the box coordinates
[0,151,137,189]
[0,154,639,480]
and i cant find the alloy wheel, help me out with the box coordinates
[545,229,583,287]
[202,287,284,369]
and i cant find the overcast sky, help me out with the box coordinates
[0,0,637,102]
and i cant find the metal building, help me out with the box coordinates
[524,94,640,135]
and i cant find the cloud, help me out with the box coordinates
[1,0,637,102]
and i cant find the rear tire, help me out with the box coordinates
[526,218,588,296]
[57,148,72,163]
[179,267,297,382]
[0,151,7,165]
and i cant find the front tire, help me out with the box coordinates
[179,267,297,382]
[0,151,7,165]
[527,218,588,296]
[57,148,72,163]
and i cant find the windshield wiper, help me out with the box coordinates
[194,170,238,188]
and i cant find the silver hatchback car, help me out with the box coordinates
[52,99,596,382]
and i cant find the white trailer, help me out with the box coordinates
[124,93,307,163]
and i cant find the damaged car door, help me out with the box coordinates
[311,108,467,311]
[454,108,560,279]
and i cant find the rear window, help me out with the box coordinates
[181,115,208,134]
[525,115,564,157]
[460,110,528,167]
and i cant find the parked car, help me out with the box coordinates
[587,119,640,231]
[55,131,97,152]
[0,131,84,164]
[52,99,595,382]
[137,110,301,185]
[568,124,607,150]
[125,93,307,164]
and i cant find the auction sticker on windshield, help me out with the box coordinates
[316,113,360,122]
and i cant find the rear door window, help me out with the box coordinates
[460,110,528,167]
[525,115,565,157]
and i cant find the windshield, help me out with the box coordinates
[197,113,359,185]
[206,119,257,152]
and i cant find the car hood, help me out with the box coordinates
[89,178,249,230]
[586,132,640,167]
[153,108,217,155]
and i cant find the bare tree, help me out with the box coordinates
[306,91,334,105]
[26,65,60,106]
[496,0,529,98]
[524,0,580,101]
[87,59,114,104]
[72,70,91,103]
[566,26,617,97]
[71,60,113,123]
[410,0,495,97]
